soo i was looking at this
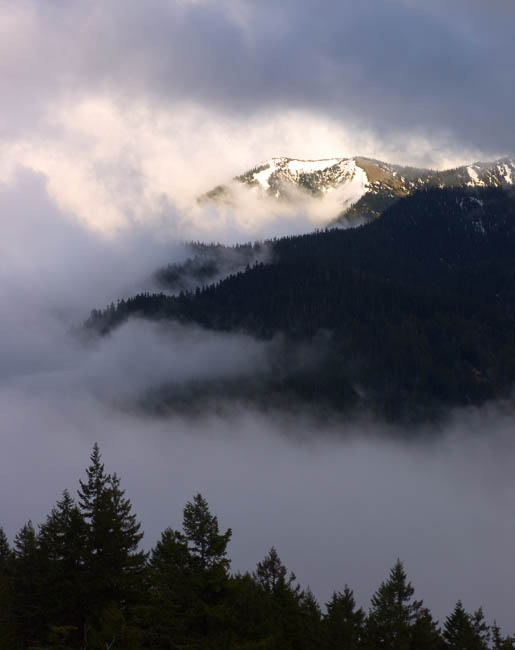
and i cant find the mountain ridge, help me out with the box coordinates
[201,155,515,224]
[86,186,515,424]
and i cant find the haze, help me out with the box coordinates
[1,0,515,633]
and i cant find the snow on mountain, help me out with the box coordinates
[201,156,515,226]
[240,157,368,199]
[467,166,482,185]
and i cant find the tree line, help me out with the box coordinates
[85,187,515,424]
[0,444,513,649]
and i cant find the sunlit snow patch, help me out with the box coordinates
[248,157,369,214]
[501,162,514,184]
[467,166,484,186]
[253,165,275,190]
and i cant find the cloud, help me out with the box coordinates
[2,1,515,636]
[1,1,514,238]
[0,97,487,239]
[4,1,515,156]
[0,168,188,325]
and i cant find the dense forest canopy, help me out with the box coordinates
[1,445,513,650]
[85,187,515,424]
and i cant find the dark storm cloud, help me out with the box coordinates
[159,0,515,154]
[8,0,514,157]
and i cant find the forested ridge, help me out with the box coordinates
[86,187,515,422]
[1,445,513,650]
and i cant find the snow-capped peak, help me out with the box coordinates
[249,157,364,190]
[244,157,369,210]
[202,154,515,227]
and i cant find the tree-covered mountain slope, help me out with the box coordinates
[200,155,515,225]
[154,241,269,293]
[86,188,515,422]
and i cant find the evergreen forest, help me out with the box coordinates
[85,187,515,424]
[1,445,513,650]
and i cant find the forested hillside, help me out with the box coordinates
[86,188,515,422]
[1,445,513,650]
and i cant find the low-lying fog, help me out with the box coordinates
[2,169,515,632]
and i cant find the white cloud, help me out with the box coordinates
[0,0,508,239]
[1,93,491,238]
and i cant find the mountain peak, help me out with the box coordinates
[201,155,515,226]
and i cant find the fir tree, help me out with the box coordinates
[182,493,232,570]
[366,559,439,650]
[323,585,365,650]
[0,527,10,568]
[492,621,515,650]
[180,494,233,647]
[443,601,488,650]
[144,495,234,649]
[253,546,298,596]
[11,521,44,649]
[471,607,490,649]
[253,547,304,650]
[144,528,191,648]
[77,443,146,642]
[299,587,323,649]
[38,490,89,644]
[0,526,12,649]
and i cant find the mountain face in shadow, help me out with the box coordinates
[86,187,515,425]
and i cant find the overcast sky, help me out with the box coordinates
[2,0,515,234]
[2,0,515,633]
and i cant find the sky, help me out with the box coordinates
[2,0,515,633]
[2,0,515,234]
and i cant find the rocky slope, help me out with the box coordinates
[201,156,515,224]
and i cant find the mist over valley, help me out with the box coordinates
[2,1,515,647]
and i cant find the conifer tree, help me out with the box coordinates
[299,587,323,649]
[471,607,490,649]
[144,528,191,647]
[0,527,10,568]
[253,547,304,650]
[150,527,190,575]
[443,601,488,650]
[323,585,365,650]
[0,526,12,649]
[38,490,89,644]
[144,495,233,649]
[181,494,233,646]
[253,546,298,596]
[491,621,515,650]
[77,443,146,640]
[225,571,273,648]
[182,493,232,570]
[366,559,440,650]
[3,447,515,650]
[11,521,44,649]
